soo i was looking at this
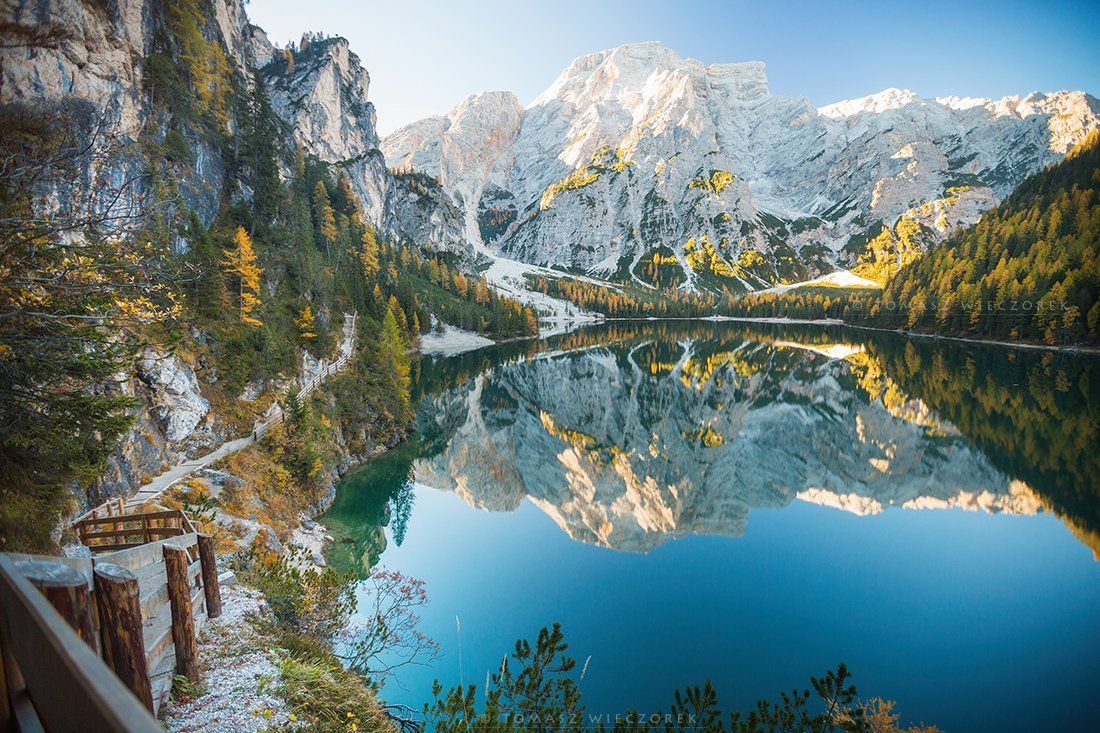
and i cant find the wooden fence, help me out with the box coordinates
[253,312,357,441]
[69,497,127,536]
[0,531,221,728]
[0,555,162,732]
[71,508,198,554]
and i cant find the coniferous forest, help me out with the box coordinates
[0,13,536,548]
[871,130,1100,344]
[723,132,1100,345]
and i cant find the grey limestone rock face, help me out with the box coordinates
[137,349,211,444]
[382,41,1100,287]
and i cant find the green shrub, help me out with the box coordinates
[235,550,355,642]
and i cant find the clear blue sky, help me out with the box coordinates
[248,0,1100,136]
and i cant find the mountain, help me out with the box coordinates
[0,0,541,547]
[261,33,394,233]
[383,41,1100,291]
[6,2,1095,296]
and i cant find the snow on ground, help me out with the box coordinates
[704,315,844,326]
[419,324,496,356]
[483,255,606,323]
[163,584,296,733]
[772,340,865,361]
[462,192,608,329]
[753,269,882,296]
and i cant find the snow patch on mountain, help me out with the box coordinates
[756,269,882,295]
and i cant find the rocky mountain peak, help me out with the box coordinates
[532,41,767,110]
[384,42,1099,288]
[8,2,1097,294]
[818,87,923,117]
[262,31,392,227]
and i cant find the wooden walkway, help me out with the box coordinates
[1,515,222,730]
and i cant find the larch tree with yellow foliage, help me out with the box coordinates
[295,304,317,342]
[360,224,380,282]
[223,226,263,326]
[313,180,337,258]
[379,303,411,411]
[387,294,410,341]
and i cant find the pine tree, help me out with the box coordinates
[335,173,360,219]
[187,211,225,318]
[283,390,304,424]
[0,104,181,550]
[223,226,263,326]
[242,72,280,229]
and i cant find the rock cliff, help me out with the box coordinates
[383,41,1100,289]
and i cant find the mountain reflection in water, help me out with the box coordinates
[326,321,1100,572]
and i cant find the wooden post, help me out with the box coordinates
[93,562,154,712]
[163,545,200,684]
[15,560,96,649]
[196,534,221,619]
[0,609,17,729]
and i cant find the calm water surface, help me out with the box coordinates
[323,321,1100,732]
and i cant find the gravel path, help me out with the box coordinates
[162,585,298,733]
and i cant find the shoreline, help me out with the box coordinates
[838,321,1100,355]
[525,313,1100,356]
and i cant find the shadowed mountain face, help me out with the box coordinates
[409,325,1042,552]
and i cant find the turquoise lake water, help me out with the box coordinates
[323,321,1100,731]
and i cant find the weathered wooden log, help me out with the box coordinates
[196,534,221,619]
[163,545,200,684]
[15,559,96,650]
[93,562,154,712]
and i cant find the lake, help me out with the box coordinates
[322,321,1100,731]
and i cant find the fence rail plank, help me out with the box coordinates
[81,526,183,541]
[0,556,161,732]
[96,533,198,571]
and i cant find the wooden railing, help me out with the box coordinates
[0,555,162,732]
[96,532,219,710]
[0,530,221,726]
[71,508,198,554]
[69,496,127,535]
